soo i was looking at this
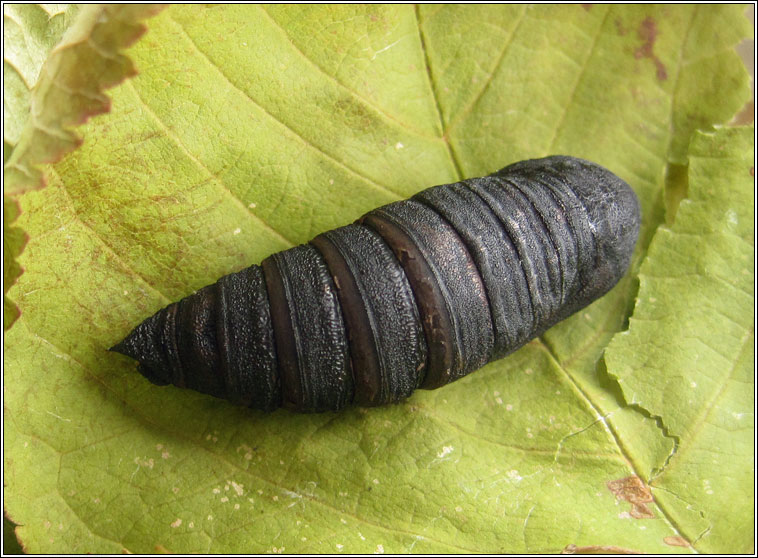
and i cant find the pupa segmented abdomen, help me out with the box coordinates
[111,155,641,412]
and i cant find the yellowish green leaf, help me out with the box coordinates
[4,5,753,553]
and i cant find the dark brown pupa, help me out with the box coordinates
[111,156,641,412]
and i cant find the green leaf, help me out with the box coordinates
[3,4,164,194]
[3,196,25,328]
[3,4,78,330]
[2,4,163,330]
[605,127,755,553]
[3,4,80,160]
[4,5,752,553]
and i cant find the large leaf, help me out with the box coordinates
[4,5,752,553]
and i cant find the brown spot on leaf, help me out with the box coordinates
[607,475,655,519]
[333,97,374,131]
[581,4,592,11]
[562,544,642,554]
[614,19,628,36]
[634,17,667,81]
[750,166,754,177]
[664,536,690,547]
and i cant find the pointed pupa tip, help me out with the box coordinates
[108,339,136,360]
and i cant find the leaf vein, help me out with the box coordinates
[48,166,173,305]
[168,14,403,200]
[545,6,612,153]
[654,326,753,473]
[443,5,528,140]
[258,5,439,141]
[414,4,464,180]
[536,339,696,547]
[124,81,296,248]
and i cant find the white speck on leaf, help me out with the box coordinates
[507,470,523,482]
[437,446,454,458]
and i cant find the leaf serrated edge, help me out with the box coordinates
[601,126,755,552]
[2,4,166,332]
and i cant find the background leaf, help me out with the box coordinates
[3,4,164,194]
[3,3,78,331]
[4,5,753,553]
[3,4,163,331]
[3,4,80,161]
